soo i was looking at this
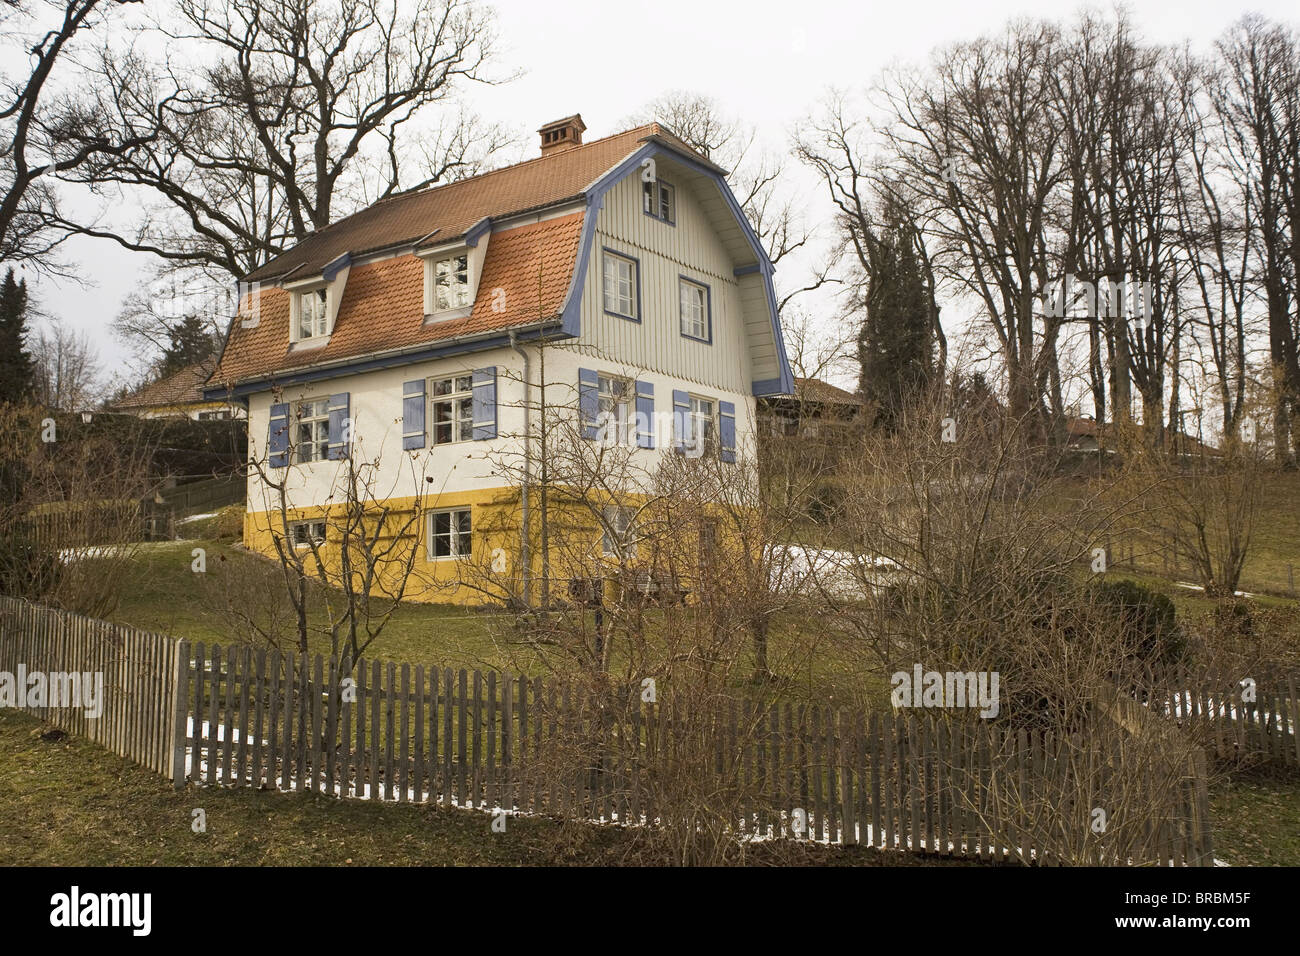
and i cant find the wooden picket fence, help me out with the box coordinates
[0,596,183,777]
[1164,676,1300,767]
[0,597,1230,864]
[171,640,1215,864]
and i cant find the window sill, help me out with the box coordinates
[425,306,473,324]
[289,336,331,352]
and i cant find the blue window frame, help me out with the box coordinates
[602,248,640,321]
[678,276,712,343]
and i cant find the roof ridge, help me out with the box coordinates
[376,121,661,207]
[272,123,661,259]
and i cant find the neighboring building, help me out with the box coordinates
[1063,415,1218,456]
[112,359,245,421]
[206,114,793,603]
[758,376,864,439]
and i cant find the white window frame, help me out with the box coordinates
[681,394,717,456]
[602,505,637,558]
[597,373,633,446]
[602,250,638,320]
[679,278,709,341]
[430,252,472,318]
[292,286,330,342]
[643,179,675,223]
[292,397,331,464]
[427,508,472,560]
[289,519,326,549]
[428,374,475,446]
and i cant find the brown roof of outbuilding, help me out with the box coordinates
[113,359,218,410]
[794,377,863,405]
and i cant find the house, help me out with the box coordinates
[205,114,793,604]
[112,358,245,421]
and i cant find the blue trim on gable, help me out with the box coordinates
[557,140,793,395]
[601,246,641,323]
[733,263,762,277]
[465,217,492,247]
[752,377,790,397]
[322,253,351,282]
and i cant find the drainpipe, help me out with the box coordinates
[509,330,532,607]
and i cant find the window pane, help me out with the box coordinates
[455,510,472,555]
[603,253,635,316]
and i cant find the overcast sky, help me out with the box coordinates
[18,0,1300,391]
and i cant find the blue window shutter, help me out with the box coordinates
[472,367,497,440]
[268,402,290,468]
[719,400,737,463]
[635,380,655,449]
[327,392,350,460]
[672,389,690,454]
[579,368,599,440]
[403,379,426,450]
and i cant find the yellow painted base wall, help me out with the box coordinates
[242,485,735,607]
[243,487,528,605]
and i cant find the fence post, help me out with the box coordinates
[1190,749,1214,866]
[170,639,191,789]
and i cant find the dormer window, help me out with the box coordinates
[434,254,471,312]
[644,179,675,224]
[294,288,329,341]
[422,244,478,322]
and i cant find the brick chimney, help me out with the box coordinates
[538,114,586,156]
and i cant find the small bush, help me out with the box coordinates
[215,505,244,541]
[1091,579,1184,664]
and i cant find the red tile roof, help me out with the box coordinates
[212,212,584,385]
[244,123,701,284]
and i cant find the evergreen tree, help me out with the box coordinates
[0,267,36,404]
[158,314,217,377]
[856,207,935,429]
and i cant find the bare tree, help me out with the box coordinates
[1212,15,1300,468]
[66,0,513,280]
[0,0,164,272]
[29,317,102,409]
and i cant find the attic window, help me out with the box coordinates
[433,254,471,312]
[295,288,329,341]
[643,179,675,223]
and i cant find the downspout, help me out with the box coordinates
[509,330,532,607]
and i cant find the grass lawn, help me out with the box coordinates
[1208,762,1300,867]
[1063,469,1300,601]
[0,709,961,867]
[101,536,885,708]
